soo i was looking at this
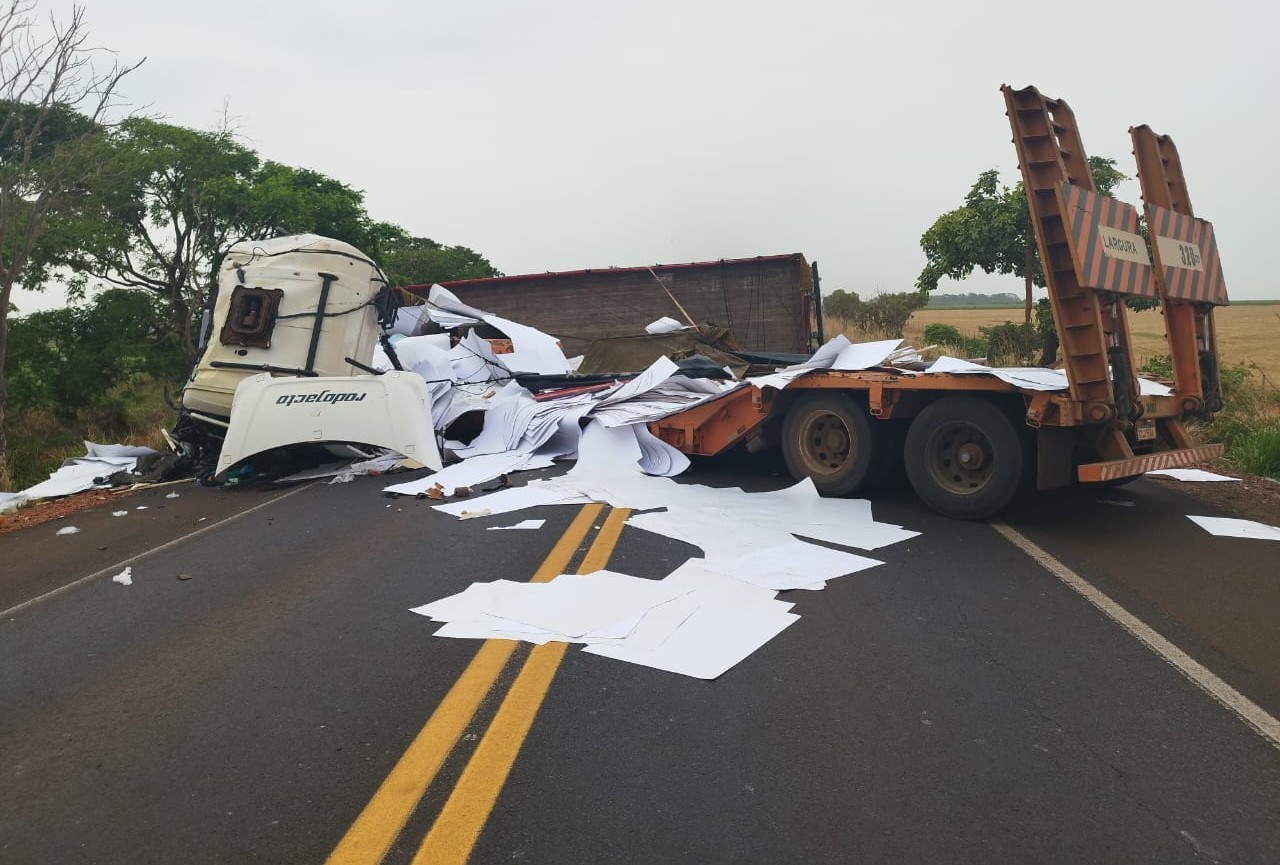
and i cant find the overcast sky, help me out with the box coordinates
[13,0,1276,313]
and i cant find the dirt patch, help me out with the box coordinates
[1145,466,1280,526]
[0,487,144,536]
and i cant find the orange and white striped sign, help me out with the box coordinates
[1060,183,1159,299]
[1144,204,1228,305]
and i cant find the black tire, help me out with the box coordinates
[781,393,885,495]
[904,396,1025,520]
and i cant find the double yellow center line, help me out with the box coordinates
[327,503,630,865]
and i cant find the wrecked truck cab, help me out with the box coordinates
[183,234,392,422]
[173,234,436,481]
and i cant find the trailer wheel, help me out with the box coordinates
[781,393,882,495]
[904,397,1024,520]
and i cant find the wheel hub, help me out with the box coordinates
[804,413,849,472]
[926,422,994,495]
[956,442,985,471]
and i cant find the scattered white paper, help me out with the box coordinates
[426,285,570,374]
[1187,515,1280,541]
[595,357,680,406]
[702,540,883,591]
[413,574,690,645]
[165,492,181,499]
[434,485,578,517]
[432,620,556,643]
[373,303,939,680]
[487,519,546,531]
[927,358,1070,391]
[487,571,691,638]
[425,284,486,328]
[483,313,571,375]
[0,491,27,514]
[645,316,686,334]
[410,580,516,622]
[112,510,128,517]
[830,338,903,371]
[660,559,786,608]
[80,441,157,461]
[633,423,691,477]
[389,304,429,336]
[56,526,80,536]
[383,451,531,496]
[929,355,990,374]
[570,420,644,478]
[112,567,133,585]
[585,604,800,680]
[22,460,125,500]
[1147,469,1239,482]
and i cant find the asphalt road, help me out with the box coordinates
[2,467,1278,864]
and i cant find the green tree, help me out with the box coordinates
[0,1,139,489]
[380,235,502,286]
[32,118,260,360]
[916,156,1128,328]
[822,288,858,322]
[36,118,406,361]
[821,288,927,339]
[240,161,404,261]
[6,288,183,412]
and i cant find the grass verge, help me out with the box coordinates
[5,376,177,491]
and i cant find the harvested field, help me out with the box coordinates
[903,302,1280,383]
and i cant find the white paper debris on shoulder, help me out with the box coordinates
[1147,469,1239,482]
[1187,515,1280,541]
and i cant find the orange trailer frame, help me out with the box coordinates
[647,85,1227,519]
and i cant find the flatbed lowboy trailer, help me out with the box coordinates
[649,85,1230,520]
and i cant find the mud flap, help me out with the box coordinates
[215,372,443,478]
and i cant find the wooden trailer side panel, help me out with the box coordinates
[408,254,813,357]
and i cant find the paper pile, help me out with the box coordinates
[414,563,800,680]
[748,336,904,391]
[412,451,918,678]
[6,442,159,504]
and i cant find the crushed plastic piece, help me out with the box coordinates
[56,526,80,536]
[112,567,133,586]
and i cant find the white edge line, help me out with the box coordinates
[991,520,1280,752]
[1,483,318,619]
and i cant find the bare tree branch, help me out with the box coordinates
[0,1,142,487]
